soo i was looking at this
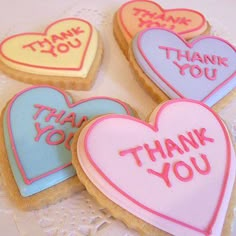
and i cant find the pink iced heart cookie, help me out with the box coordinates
[0,18,103,90]
[114,0,209,56]
[130,28,236,107]
[73,99,236,236]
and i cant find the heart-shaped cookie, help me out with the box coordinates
[73,99,236,236]
[0,18,102,89]
[114,0,208,56]
[130,28,236,106]
[2,85,133,202]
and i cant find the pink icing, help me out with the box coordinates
[80,99,234,235]
[190,154,211,175]
[44,109,66,123]
[173,161,194,182]
[34,122,54,142]
[34,104,88,128]
[6,85,132,185]
[46,129,66,145]
[147,163,171,187]
[159,46,229,67]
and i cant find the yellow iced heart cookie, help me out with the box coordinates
[0,18,103,90]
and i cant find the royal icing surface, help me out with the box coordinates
[117,0,207,43]
[77,99,236,236]
[3,86,133,197]
[0,18,98,77]
[132,28,236,106]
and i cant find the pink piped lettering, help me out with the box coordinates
[133,7,191,27]
[178,132,199,152]
[205,68,217,81]
[166,15,180,24]
[134,9,165,19]
[177,50,190,61]
[194,128,214,145]
[57,43,70,53]
[173,61,190,75]
[143,140,167,161]
[76,116,88,128]
[144,11,157,18]
[133,8,148,17]
[119,146,143,167]
[34,122,54,142]
[67,38,81,48]
[51,34,64,43]
[71,26,85,36]
[165,138,184,158]
[40,45,57,57]
[37,38,52,47]
[159,46,178,59]
[154,13,166,21]
[179,17,192,25]
[33,104,52,120]
[22,41,39,51]
[46,129,65,145]
[147,163,171,187]
[190,65,203,78]
[45,109,66,123]
[64,132,74,150]
[204,55,217,65]
[173,161,194,182]
[138,18,150,27]
[190,154,211,175]
[23,38,53,52]
[60,112,76,127]
[60,30,73,39]
[191,52,204,63]
[138,18,160,28]
[217,56,228,67]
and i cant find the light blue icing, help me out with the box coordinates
[132,28,236,107]
[3,86,133,197]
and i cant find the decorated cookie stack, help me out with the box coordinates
[114,0,235,109]
[0,1,235,236]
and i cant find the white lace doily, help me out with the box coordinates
[0,0,235,235]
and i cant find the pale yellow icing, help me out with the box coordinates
[117,0,208,43]
[0,19,98,78]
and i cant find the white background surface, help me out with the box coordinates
[0,0,235,235]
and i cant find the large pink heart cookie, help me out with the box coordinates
[74,99,236,236]
[130,28,236,107]
[114,0,208,56]
[0,18,102,90]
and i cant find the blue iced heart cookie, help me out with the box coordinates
[3,85,133,197]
